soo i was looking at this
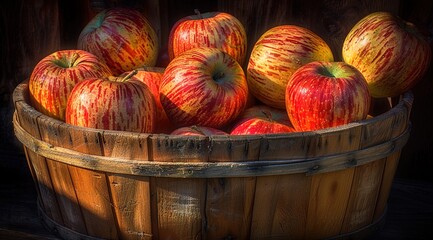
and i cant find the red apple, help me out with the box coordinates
[247,25,334,109]
[77,7,159,75]
[342,11,431,98]
[65,71,156,133]
[171,125,228,136]
[29,49,112,121]
[230,105,295,135]
[160,47,249,129]
[120,67,174,133]
[168,10,247,65]
[285,61,371,131]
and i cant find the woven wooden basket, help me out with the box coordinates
[13,80,413,240]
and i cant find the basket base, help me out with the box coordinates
[37,198,387,240]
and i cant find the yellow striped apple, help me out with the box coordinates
[168,10,247,65]
[29,49,112,121]
[342,11,431,98]
[230,105,295,135]
[77,7,159,75]
[285,61,371,131]
[171,125,228,136]
[120,67,174,133]
[247,25,334,109]
[65,71,156,133]
[160,47,249,129]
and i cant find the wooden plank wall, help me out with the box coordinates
[1,0,432,181]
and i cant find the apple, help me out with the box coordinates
[77,7,159,75]
[285,61,371,131]
[160,47,249,129]
[168,10,247,65]
[230,105,295,135]
[29,49,112,121]
[65,70,156,133]
[171,125,228,136]
[120,67,174,133]
[342,11,431,98]
[247,25,334,109]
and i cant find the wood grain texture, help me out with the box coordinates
[13,84,63,225]
[103,132,152,240]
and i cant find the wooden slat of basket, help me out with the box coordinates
[341,159,386,233]
[373,151,402,221]
[306,169,356,239]
[251,173,311,239]
[102,131,152,240]
[149,135,208,239]
[251,132,317,238]
[204,176,256,239]
[304,125,363,239]
[205,137,260,239]
[60,124,118,239]
[37,116,86,234]
[12,83,64,226]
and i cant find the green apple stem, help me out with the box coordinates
[194,9,203,19]
[121,69,138,82]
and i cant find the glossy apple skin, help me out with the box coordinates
[65,76,156,133]
[247,25,334,109]
[77,7,159,75]
[168,11,247,65]
[171,125,228,136]
[230,105,295,135]
[160,47,249,129]
[285,61,371,131]
[342,11,431,98]
[29,49,112,121]
[120,67,174,133]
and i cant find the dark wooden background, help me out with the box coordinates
[1,0,432,181]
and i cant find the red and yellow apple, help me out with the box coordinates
[230,105,295,135]
[120,67,174,133]
[171,125,228,136]
[168,10,247,65]
[247,25,334,109]
[285,61,371,131]
[77,7,159,75]
[160,47,249,129]
[342,11,431,98]
[29,49,112,121]
[65,71,156,133]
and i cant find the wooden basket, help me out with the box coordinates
[13,81,413,240]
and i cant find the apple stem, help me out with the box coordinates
[261,110,273,122]
[191,125,205,135]
[121,69,138,82]
[194,9,203,19]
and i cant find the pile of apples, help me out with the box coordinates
[28,8,431,136]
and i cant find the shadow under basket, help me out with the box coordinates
[13,81,413,240]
